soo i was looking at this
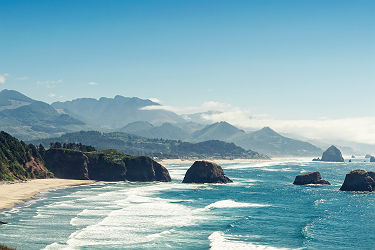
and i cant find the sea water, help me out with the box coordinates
[1,158,375,249]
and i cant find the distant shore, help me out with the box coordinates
[158,158,270,165]
[158,157,315,166]
[0,179,95,210]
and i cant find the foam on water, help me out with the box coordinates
[205,200,270,209]
[209,231,290,250]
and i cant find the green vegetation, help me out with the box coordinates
[0,131,53,181]
[30,131,267,159]
[49,142,96,152]
[0,244,15,250]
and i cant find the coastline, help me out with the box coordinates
[158,157,314,166]
[0,178,95,210]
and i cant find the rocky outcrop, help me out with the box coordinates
[86,153,127,181]
[320,145,344,162]
[44,149,90,180]
[0,221,8,224]
[370,156,375,162]
[44,149,171,182]
[124,156,171,182]
[339,169,375,191]
[182,161,232,184]
[293,171,330,185]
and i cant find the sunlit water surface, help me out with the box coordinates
[1,158,375,249]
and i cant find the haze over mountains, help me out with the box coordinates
[0,90,87,140]
[0,89,359,157]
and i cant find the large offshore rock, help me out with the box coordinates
[293,171,330,185]
[321,145,345,162]
[339,169,375,192]
[182,160,232,184]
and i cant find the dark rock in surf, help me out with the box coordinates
[370,156,375,162]
[339,169,375,192]
[182,161,232,184]
[0,221,8,224]
[293,171,330,185]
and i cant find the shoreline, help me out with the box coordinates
[0,178,95,210]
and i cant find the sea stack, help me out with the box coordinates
[319,145,345,162]
[339,169,375,192]
[293,171,330,185]
[182,160,232,184]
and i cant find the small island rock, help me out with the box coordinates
[182,160,232,184]
[339,169,375,192]
[321,145,345,162]
[370,156,375,162]
[293,171,330,185]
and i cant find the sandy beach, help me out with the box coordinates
[0,179,95,210]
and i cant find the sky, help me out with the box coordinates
[0,0,375,144]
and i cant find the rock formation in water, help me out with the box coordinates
[339,169,375,192]
[313,145,345,162]
[293,171,330,185]
[370,156,375,162]
[182,160,232,183]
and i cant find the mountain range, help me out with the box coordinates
[0,90,87,140]
[0,89,326,156]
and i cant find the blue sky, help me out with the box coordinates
[0,0,374,121]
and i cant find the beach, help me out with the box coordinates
[0,178,95,210]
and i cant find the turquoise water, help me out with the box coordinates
[1,159,375,249]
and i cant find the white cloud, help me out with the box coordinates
[36,79,63,88]
[88,81,98,86]
[142,101,375,145]
[48,93,64,99]
[0,73,9,84]
[148,98,161,103]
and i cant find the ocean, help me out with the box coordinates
[1,158,375,249]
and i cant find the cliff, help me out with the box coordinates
[44,148,171,182]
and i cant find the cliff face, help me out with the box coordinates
[44,149,89,180]
[124,156,171,182]
[0,131,52,181]
[86,152,127,181]
[44,149,171,182]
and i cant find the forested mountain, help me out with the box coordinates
[30,131,267,159]
[0,131,52,180]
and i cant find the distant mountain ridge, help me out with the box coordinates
[0,89,87,140]
[120,120,322,157]
[0,90,322,157]
[52,95,184,129]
